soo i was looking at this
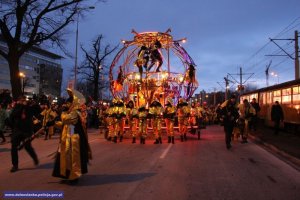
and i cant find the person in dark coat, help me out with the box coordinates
[271,101,284,135]
[220,94,239,149]
[9,96,39,172]
[250,98,260,131]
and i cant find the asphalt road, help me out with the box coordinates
[0,125,299,200]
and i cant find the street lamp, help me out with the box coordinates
[74,6,95,89]
[271,72,279,84]
[19,72,25,95]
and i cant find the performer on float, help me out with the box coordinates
[189,102,197,134]
[148,40,163,72]
[52,88,92,184]
[138,104,148,144]
[113,66,125,92]
[126,100,139,143]
[163,97,176,144]
[104,101,115,141]
[134,46,150,80]
[185,64,197,95]
[177,98,190,142]
[112,98,126,143]
[149,98,164,144]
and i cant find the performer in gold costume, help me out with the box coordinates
[52,89,92,184]
[149,99,164,144]
[163,98,176,144]
[112,98,126,143]
[126,100,138,143]
[189,102,197,134]
[177,98,190,142]
[41,103,58,140]
[104,102,115,142]
[138,104,148,144]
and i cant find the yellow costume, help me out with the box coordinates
[138,104,148,144]
[104,105,115,141]
[177,98,191,142]
[126,100,138,143]
[52,89,91,183]
[164,98,176,144]
[149,99,164,144]
[41,105,58,140]
[112,98,126,143]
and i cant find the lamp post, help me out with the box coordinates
[19,72,25,95]
[74,6,95,89]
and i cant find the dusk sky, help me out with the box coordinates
[57,0,300,94]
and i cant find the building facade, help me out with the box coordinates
[0,40,63,98]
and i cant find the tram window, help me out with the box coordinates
[273,96,281,103]
[293,86,299,94]
[273,90,281,96]
[273,90,281,103]
[267,92,272,104]
[293,86,300,103]
[250,93,258,101]
[282,88,291,104]
[293,94,300,103]
[260,92,266,104]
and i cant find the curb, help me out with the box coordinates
[249,134,300,171]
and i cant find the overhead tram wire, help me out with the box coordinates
[243,41,294,74]
[242,17,300,73]
[252,58,291,81]
[249,51,294,82]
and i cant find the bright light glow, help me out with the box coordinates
[19,72,25,77]
[182,38,187,43]
[135,73,140,80]
[178,75,184,82]
[161,72,168,79]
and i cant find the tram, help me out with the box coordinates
[240,79,300,133]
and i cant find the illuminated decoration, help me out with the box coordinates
[109,29,198,106]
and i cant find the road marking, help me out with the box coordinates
[160,144,172,159]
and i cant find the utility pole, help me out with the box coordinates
[268,30,299,80]
[228,67,254,95]
[295,30,299,80]
[224,76,229,100]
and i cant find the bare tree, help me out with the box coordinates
[78,34,118,101]
[0,0,105,99]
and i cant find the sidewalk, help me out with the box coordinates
[248,124,300,170]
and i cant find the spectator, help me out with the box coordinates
[220,94,239,149]
[9,96,39,172]
[0,104,7,143]
[250,98,260,131]
[271,101,284,135]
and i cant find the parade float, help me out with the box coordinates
[109,29,198,106]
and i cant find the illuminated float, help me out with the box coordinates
[109,29,198,106]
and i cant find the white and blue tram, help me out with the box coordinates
[240,79,300,134]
